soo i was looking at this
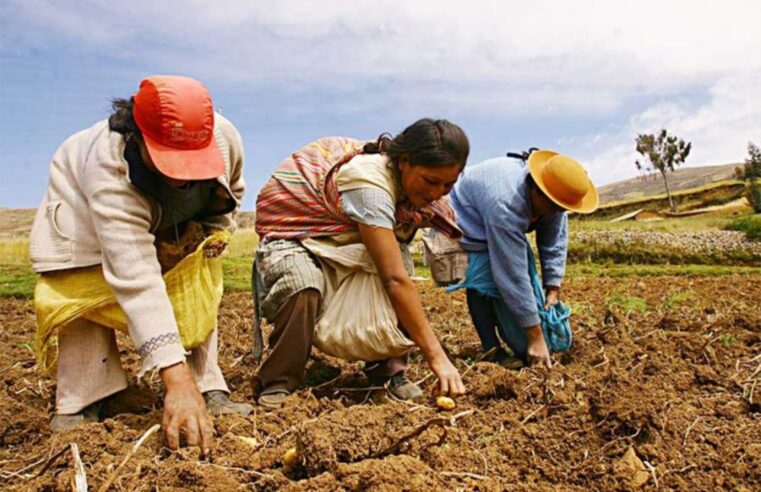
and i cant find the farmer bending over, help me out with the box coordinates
[448,150,599,368]
[254,119,469,409]
[30,76,251,452]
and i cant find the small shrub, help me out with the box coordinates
[747,182,761,213]
[738,142,761,212]
[725,215,761,242]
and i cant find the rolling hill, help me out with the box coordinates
[597,163,741,204]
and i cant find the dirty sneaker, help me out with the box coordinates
[386,373,424,402]
[203,390,254,417]
[50,400,103,433]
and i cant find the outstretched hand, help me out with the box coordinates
[429,352,466,396]
[525,325,553,369]
[160,363,214,456]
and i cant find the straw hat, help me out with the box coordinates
[527,150,599,214]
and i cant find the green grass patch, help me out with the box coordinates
[0,264,37,298]
[222,255,253,292]
[606,290,647,315]
[213,228,257,292]
[661,290,696,310]
[570,214,735,233]
[567,300,593,318]
[724,214,761,242]
[719,333,738,347]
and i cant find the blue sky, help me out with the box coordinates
[1,0,760,209]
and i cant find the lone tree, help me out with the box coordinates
[735,142,761,213]
[635,129,691,212]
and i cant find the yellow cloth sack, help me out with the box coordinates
[34,232,227,373]
[301,238,415,362]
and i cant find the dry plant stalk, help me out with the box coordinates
[371,409,475,458]
[70,443,87,492]
[97,424,160,492]
[440,471,488,480]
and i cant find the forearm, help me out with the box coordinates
[87,184,185,373]
[95,211,185,371]
[540,252,566,288]
[485,211,541,328]
[357,223,447,362]
[160,362,197,390]
[102,258,186,375]
[383,275,447,361]
[537,213,568,286]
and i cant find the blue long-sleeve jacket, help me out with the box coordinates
[449,157,568,328]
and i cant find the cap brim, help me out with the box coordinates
[528,150,600,214]
[142,132,225,181]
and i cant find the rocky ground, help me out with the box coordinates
[573,230,761,255]
[569,230,761,266]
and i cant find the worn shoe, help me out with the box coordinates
[50,400,103,433]
[386,373,424,402]
[203,390,254,417]
[257,388,291,410]
[491,347,524,370]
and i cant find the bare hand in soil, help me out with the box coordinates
[525,326,552,368]
[160,363,214,455]
[544,286,560,309]
[203,238,228,258]
[429,353,466,396]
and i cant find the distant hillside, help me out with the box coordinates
[0,208,35,239]
[237,211,256,229]
[598,163,741,204]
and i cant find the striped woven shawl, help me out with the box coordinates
[255,136,462,241]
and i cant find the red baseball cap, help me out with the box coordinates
[133,75,225,180]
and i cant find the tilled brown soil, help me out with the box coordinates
[1,275,759,491]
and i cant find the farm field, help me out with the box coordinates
[1,274,759,490]
[1,209,759,490]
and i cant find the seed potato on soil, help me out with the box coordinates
[0,275,759,490]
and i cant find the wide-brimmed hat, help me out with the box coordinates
[528,150,599,214]
[133,75,224,180]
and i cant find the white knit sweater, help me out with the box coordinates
[30,114,246,374]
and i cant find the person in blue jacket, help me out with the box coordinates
[449,150,599,368]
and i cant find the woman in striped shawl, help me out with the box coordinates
[254,118,469,408]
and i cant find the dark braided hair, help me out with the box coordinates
[364,118,469,169]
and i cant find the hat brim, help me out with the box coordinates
[142,131,225,181]
[528,150,599,214]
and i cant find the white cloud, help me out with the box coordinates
[579,69,761,186]
[4,0,760,188]
[7,0,761,116]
